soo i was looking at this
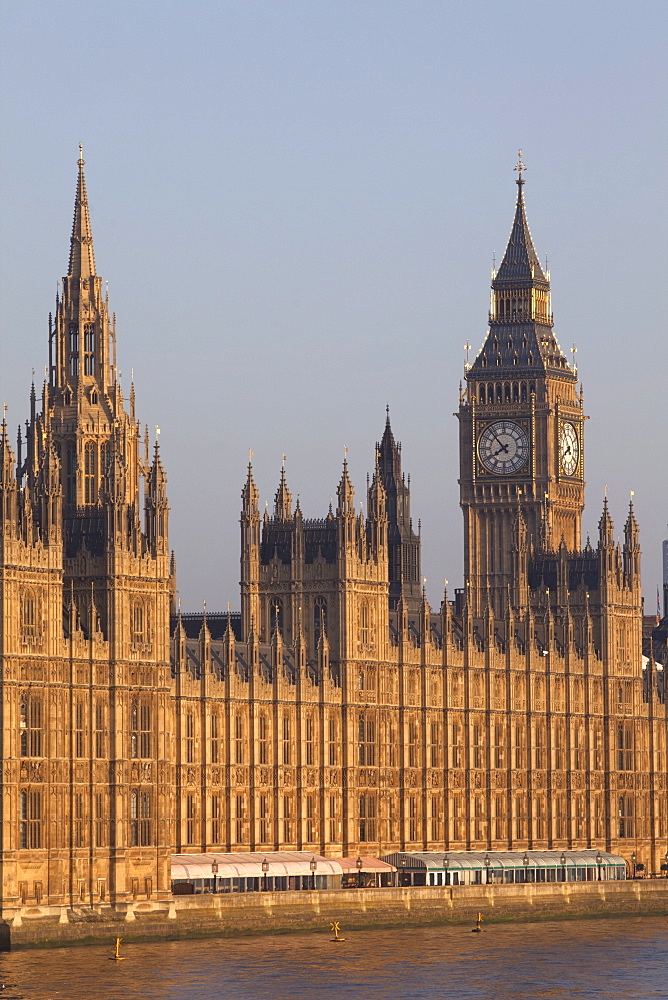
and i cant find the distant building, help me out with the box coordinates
[1,152,666,924]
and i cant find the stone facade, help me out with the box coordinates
[1,152,666,925]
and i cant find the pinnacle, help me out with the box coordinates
[68,146,96,280]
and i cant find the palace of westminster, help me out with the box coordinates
[0,150,666,919]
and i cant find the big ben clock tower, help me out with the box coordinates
[458,153,585,619]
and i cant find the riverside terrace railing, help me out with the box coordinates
[380,850,628,887]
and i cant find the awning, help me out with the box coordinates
[337,856,396,873]
[381,850,626,871]
[172,851,343,880]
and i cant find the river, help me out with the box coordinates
[0,916,666,999]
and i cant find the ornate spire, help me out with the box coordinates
[274,458,292,520]
[68,145,96,281]
[241,458,259,513]
[336,454,355,516]
[494,150,546,285]
[598,494,614,546]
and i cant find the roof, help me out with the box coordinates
[337,856,396,873]
[381,850,626,871]
[172,851,343,880]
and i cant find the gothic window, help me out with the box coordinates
[407,720,418,767]
[305,794,315,842]
[235,794,245,844]
[258,794,268,843]
[20,694,42,757]
[327,717,337,766]
[429,721,440,768]
[19,790,42,849]
[282,716,291,765]
[185,712,195,763]
[74,699,85,757]
[359,794,376,842]
[83,323,95,376]
[69,324,79,377]
[21,590,39,641]
[74,792,85,847]
[514,725,524,769]
[493,724,504,769]
[358,713,376,766]
[131,601,148,645]
[258,714,268,765]
[95,702,106,758]
[479,385,485,403]
[617,724,633,771]
[130,700,152,759]
[359,601,370,646]
[408,796,417,842]
[211,794,220,844]
[328,795,337,843]
[494,794,505,841]
[234,715,244,764]
[84,441,96,504]
[430,795,441,842]
[185,794,195,846]
[95,792,107,847]
[66,442,76,504]
[472,724,484,769]
[304,716,314,766]
[210,713,219,764]
[451,722,461,768]
[130,789,152,846]
[282,795,292,844]
[313,597,327,642]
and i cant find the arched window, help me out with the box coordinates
[84,441,96,504]
[83,323,95,376]
[130,789,152,846]
[479,385,485,403]
[69,324,79,377]
[20,790,42,849]
[20,694,42,757]
[130,700,152,759]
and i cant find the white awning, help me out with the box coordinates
[172,851,343,880]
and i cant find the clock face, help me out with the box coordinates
[560,421,579,476]
[478,420,529,475]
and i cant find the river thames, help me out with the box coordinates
[0,916,666,999]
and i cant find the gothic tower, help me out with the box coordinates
[458,154,585,619]
[376,409,421,612]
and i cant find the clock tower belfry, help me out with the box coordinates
[458,154,585,619]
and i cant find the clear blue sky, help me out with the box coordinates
[1,0,666,611]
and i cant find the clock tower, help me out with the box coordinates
[458,154,585,619]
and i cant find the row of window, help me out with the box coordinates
[19,788,153,849]
[20,696,153,759]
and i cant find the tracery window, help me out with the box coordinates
[131,789,152,846]
[358,713,376,766]
[19,790,42,849]
[84,441,97,504]
[20,694,42,757]
[83,323,95,376]
[130,700,152,759]
[359,794,376,843]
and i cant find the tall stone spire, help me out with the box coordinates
[68,145,97,281]
[376,409,421,610]
[274,460,292,520]
[470,151,570,374]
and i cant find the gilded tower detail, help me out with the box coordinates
[0,154,666,925]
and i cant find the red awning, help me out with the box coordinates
[337,856,396,873]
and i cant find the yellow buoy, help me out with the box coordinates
[330,920,345,942]
[110,936,125,960]
[471,912,484,933]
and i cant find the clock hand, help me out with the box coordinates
[493,443,509,456]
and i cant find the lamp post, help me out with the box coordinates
[560,852,566,884]
[443,856,449,887]
[356,855,363,889]
[262,856,269,892]
[211,859,219,894]
[596,851,602,882]
[484,853,491,885]
[398,855,407,887]
[523,852,529,884]
[310,856,317,891]
[631,852,637,879]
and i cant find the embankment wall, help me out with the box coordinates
[3,880,668,950]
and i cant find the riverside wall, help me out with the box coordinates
[3,881,668,950]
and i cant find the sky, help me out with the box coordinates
[1,0,666,613]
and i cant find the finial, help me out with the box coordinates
[571,342,577,372]
[249,448,254,463]
[282,453,286,468]
[78,142,84,166]
[464,340,471,369]
[514,148,526,185]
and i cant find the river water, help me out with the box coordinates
[0,917,666,999]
